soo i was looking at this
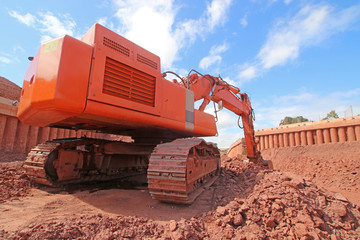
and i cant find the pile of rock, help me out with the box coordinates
[208,169,360,239]
[261,142,360,205]
[10,214,164,240]
[0,159,31,203]
[2,155,359,239]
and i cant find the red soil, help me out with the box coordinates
[0,152,31,203]
[0,154,359,239]
[261,141,360,205]
[0,76,21,101]
[0,76,359,238]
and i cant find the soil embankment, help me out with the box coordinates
[0,76,21,101]
[261,141,360,205]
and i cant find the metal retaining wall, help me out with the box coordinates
[0,97,125,154]
[255,116,360,151]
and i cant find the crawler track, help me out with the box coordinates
[147,138,220,204]
[24,138,149,186]
[25,137,220,204]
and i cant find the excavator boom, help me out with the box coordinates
[184,72,263,163]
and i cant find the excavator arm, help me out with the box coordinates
[181,72,265,164]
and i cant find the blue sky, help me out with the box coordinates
[1,0,360,148]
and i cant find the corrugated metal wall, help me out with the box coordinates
[255,116,360,151]
[0,97,126,154]
[226,116,360,157]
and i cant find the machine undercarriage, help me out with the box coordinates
[24,137,220,204]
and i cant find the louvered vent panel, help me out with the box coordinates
[103,37,130,57]
[103,57,156,107]
[137,54,158,70]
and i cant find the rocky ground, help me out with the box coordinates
[261,141,360,206]
[0,152,359,239]
[0,152,30,203]
[1,70,359,239]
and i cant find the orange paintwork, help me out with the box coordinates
[18,24,217,141]
[82,24,162,116]
[186,73,257,159]
[18,36,93,126]
[17,23,259,156]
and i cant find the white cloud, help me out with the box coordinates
[0,51,21,64]
[0,56,11,64]
[257,7,318,69]
[273,92,316,104]
[207,87,360,148]
[203,128,242,149]
[112,0,232,69]
[238,65,259,84]
[0,51,20,64]
[97,16,115,32]
[199,55,222,70]
[240,14,248,27]
[205,107,238,130]
[206,0,232,30]
[114,0,177,68]
[260,45,298,69]
[222,76,237,86]
[8,11,35,26]
[199,42,229,69]
[39,35,52,43]
[258,4,330,69]
[254,88,360,128]
[37,12,76,42]
[10,0,232,68]
[284,0,292,4]
[202,108,242,148]
[201,104,244,148]
[210,44,229,55]
[13,45,25,53]
[9,10,77,43]
[98,16,107,26]
[237,3,360,82]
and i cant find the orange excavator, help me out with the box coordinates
[17,24,264,204]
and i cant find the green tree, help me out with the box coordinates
[322,110,339,120]
[279,116,309,126]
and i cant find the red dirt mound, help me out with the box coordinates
[0,76,21,101]
[206,157,360,239]
[11,214,165,240]
[0,153,31,203]
[1,155,359,239]
[261,141,360,205]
